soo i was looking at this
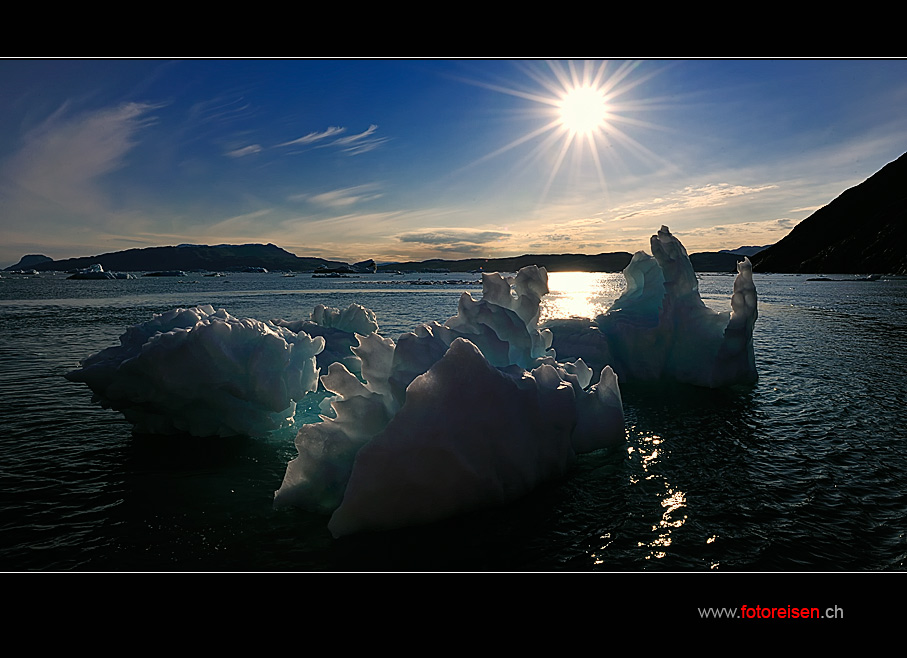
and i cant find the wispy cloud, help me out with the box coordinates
[2,101,158,216]
[291,183,383,208]
[607,182,779,221]
[225,144,262,158]
[274,124,386,155]
[276,126,346,147]
[331,124,388,154]
[188,95,253,127]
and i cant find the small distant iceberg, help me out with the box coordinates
[313,259,376,275]
[807,274,881,282]
[67,264,136,279]
[142,270,187,277]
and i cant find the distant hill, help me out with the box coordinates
[5,245,747,276]
[689,252,747,272]
[377,252,634,274]
[4,254,52,271]
[752,151,907,274]
[19,243,348,273]
[380,250,760,274]
[720,245,771,257]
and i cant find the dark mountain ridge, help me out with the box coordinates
[5,254,53,271]
[11,243,347,273]
[8,245,752,276]
[720,245,771,256]
[752,151,907,274]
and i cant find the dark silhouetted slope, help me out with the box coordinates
[4,254,53,271]
[689,252,746,272]
[752,152,907,274]
[30,243,347,273]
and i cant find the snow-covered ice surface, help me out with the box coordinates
[65,305,324,437]
[274,265,625,537]
[547,226,758,388]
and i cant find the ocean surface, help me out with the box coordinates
[1,269,905,572]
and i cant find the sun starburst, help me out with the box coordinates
[558,85,610,137]
[461,60,664,203]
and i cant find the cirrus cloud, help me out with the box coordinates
[607,182,780,222]
[276,126,346,147]
[275,124,386,155]
[290,183,384,208]
[2,101,159,217]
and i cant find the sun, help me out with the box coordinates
[558,85,609,137]
[457,60,663,202]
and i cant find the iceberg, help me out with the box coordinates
[329,338,590,537]
[67,263,136,279]
[274,265,625,537]
[547,226,758,388]
[273,303,379,376]
[65,305,325,437]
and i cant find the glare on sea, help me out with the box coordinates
[539,271,625,323]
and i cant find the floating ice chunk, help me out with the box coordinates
[712,256,758,385]
[312,303,379,335]
[67,263,136,279]
[352,332,398,409]
[387,323,450,405]
[548,226,758,388]
[66,306,324,437]
[427,265,554,370]
[560,357,594,389]
[572,365,624,454]
[275,266,625,536]
[607,251,665,322]
[273,303,379,374]
[274,337,400,514]
[326,338,621,538]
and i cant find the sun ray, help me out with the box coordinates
[451,118,562,175]
[585,130,609,193]
[452,60,673,208]
[541,129,576,201]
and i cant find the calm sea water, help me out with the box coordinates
[1,270,905,571]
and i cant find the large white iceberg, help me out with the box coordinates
[65,305,325,437]
[274,266,625,537]
[547,226,758,388]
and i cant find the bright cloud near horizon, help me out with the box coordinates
[2,59,906,267]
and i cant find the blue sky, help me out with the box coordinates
[1,58,905,266]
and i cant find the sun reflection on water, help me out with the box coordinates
[631,431,688,561]
[545,273,690,566]
[539,271,625,323]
